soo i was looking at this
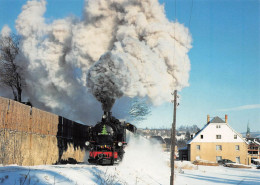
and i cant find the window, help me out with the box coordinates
[216,145,222,150]
[236,157,240,164]
[216,156,222,162]
[235,145,240,151]
[196,145,200,150]
[234,135,237,139]
[200,135,203,139]
[216,125,221,128]
[216,135,221,139]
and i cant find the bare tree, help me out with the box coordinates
[0,33,25,102]
[128,98,151,122]
[185,131,191,141]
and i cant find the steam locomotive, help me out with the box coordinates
[85,112,136,165]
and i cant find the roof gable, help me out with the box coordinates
[188,118,246,144]
[210,116,225,123]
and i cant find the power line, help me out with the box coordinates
[186,0,194,46]
[175,0,177,21]
[170,1,194,185]
[171,1,177,184]
[173,0,177,61]
[188,0,194,31]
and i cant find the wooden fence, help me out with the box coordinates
[0,96,90,166]
[0,97,58,135]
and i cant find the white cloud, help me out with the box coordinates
[217,104,260,112]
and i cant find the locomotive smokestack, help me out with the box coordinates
[102,111,112,122]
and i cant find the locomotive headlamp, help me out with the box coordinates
[118,142,122,146]
[102,115,106,119]
[85,141,90,146]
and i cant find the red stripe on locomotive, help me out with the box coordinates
[89,151,118,159]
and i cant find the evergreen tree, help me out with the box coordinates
[101,125,108,135]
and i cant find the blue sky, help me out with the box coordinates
[0,0,259,133]
[149,0,260,132]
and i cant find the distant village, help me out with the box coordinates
[138,114,260,166]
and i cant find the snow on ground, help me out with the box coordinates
[0,135,259,185]
[176,165,260,185]
[0,162,259,185]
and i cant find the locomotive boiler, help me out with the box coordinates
[85,112,136,165]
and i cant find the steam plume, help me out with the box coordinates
[12,0,191,123]
[86,0,192,111]
[1,25,11,37]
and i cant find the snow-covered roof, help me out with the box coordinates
[150,136,166,144]
[246,138,260,145]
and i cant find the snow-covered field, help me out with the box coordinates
[176,164,260,185]
[0,135,259,185]
[1,162,260,185]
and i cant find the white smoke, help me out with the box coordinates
[13,0,191,124]
[1,25,11,37]
[15,0,102,123]
[86,0,192,110]
[120,133,169,183]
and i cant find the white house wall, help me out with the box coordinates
[189,123,244,143]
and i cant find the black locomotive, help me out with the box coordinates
[85,112,136,165]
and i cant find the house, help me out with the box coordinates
[179,115,250,165]
[150,136,167,149]
[245,138,260,164]
[164,138,179,156]
[176,131,186,140]
[164,137,171,149]
[137,129,171,138]
[163,138,179,158]
[179,147,188,160]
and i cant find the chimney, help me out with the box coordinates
[102,111,112,122]
[207,115,210,124]
[225,114,228,123]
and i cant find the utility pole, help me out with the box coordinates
[170,90,177,185]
